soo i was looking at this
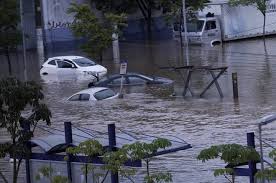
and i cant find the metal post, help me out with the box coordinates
[259,124,265,183]
[247,132,257,183]
[23,121,31,183]
[232,72,239,99]
[65,122,73,183]
[108,124,119,183]
[19,0,28,81]
[182,0,188,44]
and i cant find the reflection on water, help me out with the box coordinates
[1,38,276,182]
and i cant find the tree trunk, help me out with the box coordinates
[5,48,12,75]
[13,139,17,183]
[146,5,152,40]
[180,9,183,47]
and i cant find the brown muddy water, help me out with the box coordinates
[0,39,276,183]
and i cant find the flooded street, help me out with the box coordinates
[1,38,276,183]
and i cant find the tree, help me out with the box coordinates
[123,138,173,183]
[0,78,52,183]
[255,149,276,182]
[229,0,267,37]
[0,0,22,75]
[90,0,209,39]
[197,144,260,183]
[67,3,126,63]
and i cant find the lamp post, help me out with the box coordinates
[258,114,276,183]
[182,0,190,66]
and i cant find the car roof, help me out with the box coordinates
[74,87,110,95]
[48,56,84,60]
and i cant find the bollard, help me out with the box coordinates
[232,73,239,99]
[65,122,73,183]
[108,124,119,183]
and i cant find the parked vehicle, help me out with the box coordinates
[67,87,118,101]
[88,73,174,88]
[40,56,107,80]
[173,0,276,45]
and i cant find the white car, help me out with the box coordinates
[40,56,107,80]
[67,87,119,101]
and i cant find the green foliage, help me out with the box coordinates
[0,0,21,49]
[67,3,126,62]
[36,166,68,183]
[0,78,52,183]
[255,149,276,181]
[66,140,104,157]
[90,0,209,38]
[144,172,172,183]
[197,144,260,182]
[123,138,172,183]
[123,138,172,160]
[229,0,266,15]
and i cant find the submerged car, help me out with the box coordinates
[67,87,118,101]
[88,73,173,88]
[40,56,107,80]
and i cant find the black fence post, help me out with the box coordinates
[108,124,119,183]
[247,132,257,183]
[23,121,31,183]
[65,122,73,183]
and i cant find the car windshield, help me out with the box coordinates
[73,58,96,67]
[94,89,116,100]
[187,20,204,32]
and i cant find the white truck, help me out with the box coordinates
[173,0,276,45]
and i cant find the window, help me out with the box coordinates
[127,76,147,85]
[80,94,90,101]
[187,20,204,32]
[110,77,127,85]
[68,94,80,101]
[57,61,73,68]
[68,94,90,101]
[94,89,116,100]
[48,60,56,65]
[205,21,216,30]
[73,58,96,67]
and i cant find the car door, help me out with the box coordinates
[56,60,77,78]
[203,20,219,43]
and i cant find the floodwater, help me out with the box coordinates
[1,38,276,183]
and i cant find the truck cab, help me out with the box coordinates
[173,16,222,46]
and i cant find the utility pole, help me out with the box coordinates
[182,0,190,66]
[182,0,188,44]
[20,0,28,81]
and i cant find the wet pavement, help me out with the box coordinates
[1,38,276,183]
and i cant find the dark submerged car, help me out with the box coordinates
[88,73,173,88]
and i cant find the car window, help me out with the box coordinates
[48,60,56,65]
[110,77,127,85]
[205,21,216,30]
[68,94,80,101]
[80,94,90,101]
[73,57,96,67]
[57,61,73,68]
[127,76,147,84]
[94,89,116,100]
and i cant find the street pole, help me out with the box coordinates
[182,0,190,66]
[182,0,188,43]
[20,0,28,81]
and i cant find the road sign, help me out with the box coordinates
[120,62,127,75]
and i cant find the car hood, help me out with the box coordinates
[77,65,107,72]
